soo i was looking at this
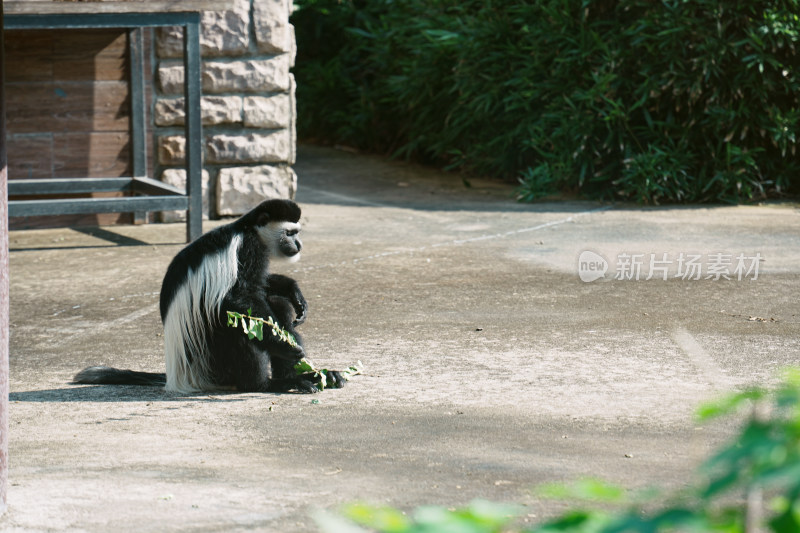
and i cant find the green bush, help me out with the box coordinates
[291,0,799,203]
[314,371,800,532]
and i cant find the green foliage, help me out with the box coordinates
[226,308,298,346]
[226,309,363,391]
[294,357,364,391]
[315,372,800,532]
[292,0,799,203]
[516,165,561,202]
[317,499,521,533]
[536,479,626,504]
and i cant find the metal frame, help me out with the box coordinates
[4,12,203,242]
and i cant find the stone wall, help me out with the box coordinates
[153,0,297,221]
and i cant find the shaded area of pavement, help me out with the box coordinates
[3,145,799,531]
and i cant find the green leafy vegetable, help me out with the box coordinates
[226,309,363,392]
[294,358,363,391]
[226,309,298,347]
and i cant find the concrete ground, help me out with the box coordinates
[3,145,800,532]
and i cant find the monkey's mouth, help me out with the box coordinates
[283,251,301,263]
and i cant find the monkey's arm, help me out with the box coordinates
[265,274,308,326]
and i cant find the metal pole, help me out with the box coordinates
[129,27,146,178]
[0,0,11,516]
[183,16,202,243]
[128,28,148,223]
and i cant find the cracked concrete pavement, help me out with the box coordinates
[2,145,799,531]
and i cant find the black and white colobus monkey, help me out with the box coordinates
[74,199,344,394]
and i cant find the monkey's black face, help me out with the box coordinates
[258,221,303,262]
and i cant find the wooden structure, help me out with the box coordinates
[0,3,9,516]
[3,1,233,242]
[0,0,234,514]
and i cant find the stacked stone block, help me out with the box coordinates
[154,0,297,221]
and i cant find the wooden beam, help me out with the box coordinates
[0,0,11,517]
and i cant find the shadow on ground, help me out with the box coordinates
[3,145,798,532]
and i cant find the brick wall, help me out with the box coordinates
[153,0,297,221]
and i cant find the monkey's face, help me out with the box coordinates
[258,221,302,263]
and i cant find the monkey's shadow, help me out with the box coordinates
[10,385,256,403]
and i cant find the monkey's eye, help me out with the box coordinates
[285,229,299,237]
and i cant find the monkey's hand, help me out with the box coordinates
[290,290,308,327]
[323,370,347,389]
[266,274,308,327]
[292,376,321,394]
[267,375,320,394]
[296,371,346,391]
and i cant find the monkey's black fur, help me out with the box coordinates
[159,199,302,322]
[73,199,345,394]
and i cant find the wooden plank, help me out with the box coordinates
[3,31,53,82]
[5,28,130,191]
[6,134,53,179]
[5,1,236,15]
[4,29,125,82]
[3,3,210,234]
[5,81,129,133]
[53,132,130,178]
[0,4,10,512]
[53,30,126,82]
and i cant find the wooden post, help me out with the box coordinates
[0,0,10,516]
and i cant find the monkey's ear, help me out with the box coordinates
[256,211,270,227]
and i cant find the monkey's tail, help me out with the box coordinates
[72,366,167,387]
